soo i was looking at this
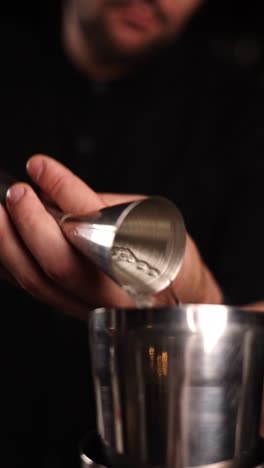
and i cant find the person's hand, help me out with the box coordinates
[0,154,223,319]
[0,155,141,318]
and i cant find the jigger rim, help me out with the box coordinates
[107,195,180,229]
[107,195,186,296]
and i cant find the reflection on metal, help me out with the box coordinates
[80,432,236,468]
[186,305,228,352]
[135,342,148,460]
[80,452,98,467]
[149,346,155,366]
[80,450,235,468]
[111,345,124,453]
[88,305,264,468]
[162,352,168,377]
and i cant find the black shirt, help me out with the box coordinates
[1,2,264,467]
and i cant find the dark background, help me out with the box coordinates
[1,1,264,468]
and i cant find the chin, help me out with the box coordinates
[109,27,158,57]
[114,41,150,57]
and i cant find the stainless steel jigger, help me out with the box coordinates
[54,196,186,298]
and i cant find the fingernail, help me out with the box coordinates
[26,158,43,182]
[6,186,25,205]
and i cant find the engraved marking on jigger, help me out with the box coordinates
[112,246,160,278]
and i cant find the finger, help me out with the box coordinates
[26,154,105,214]
[5,183,99,297]
[5,184,133,308]
[242,302,264,312]
[0,204,97,319]
[100,192,146,205]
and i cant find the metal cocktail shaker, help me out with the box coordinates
[82,304,264,468]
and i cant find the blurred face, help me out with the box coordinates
[69,0,203,61]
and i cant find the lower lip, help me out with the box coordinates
[122,5,154,29]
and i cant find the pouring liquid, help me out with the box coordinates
[123,285,155,309]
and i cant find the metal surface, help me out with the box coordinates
[80,431,243,468]
[87,305,264,468]
[56,196,186,297]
